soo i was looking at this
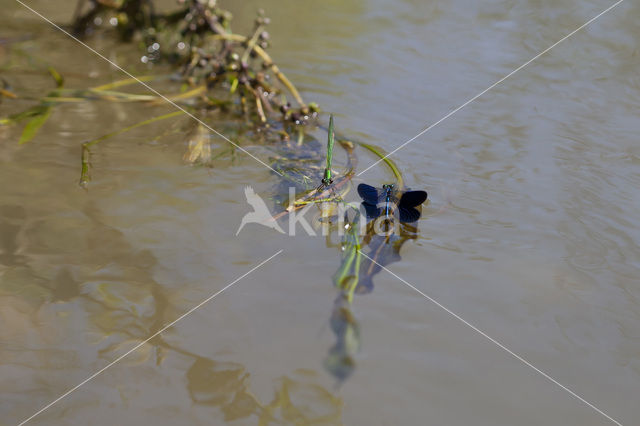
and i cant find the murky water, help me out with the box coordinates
[1,0,639,425]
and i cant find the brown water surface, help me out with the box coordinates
[1,0,639,425]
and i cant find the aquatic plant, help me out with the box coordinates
[2,0,331,186]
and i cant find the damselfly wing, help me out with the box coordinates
[357,183,427,222]
[356,183,383,218]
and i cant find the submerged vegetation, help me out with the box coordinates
[72,0,317,124]
[1,0,428,383]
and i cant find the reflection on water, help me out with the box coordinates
[325,207,421,382]
[176,338,343,424]
[186,357,342,424]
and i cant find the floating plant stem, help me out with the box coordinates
[0,88,18,99]
[82,110,185,148]
[210,33,306,108]
[149,84,206,105]
[79,110,185,187]
[296,127,304,146]
[259,52,306,108]
[11,67,64,143]
[18,106,52,144]
[358,142,404,189]
[90,75,157,91]
[47,66,64,88]
[247,84,267,122]
[240,23,265,65]
[86,89,158,102]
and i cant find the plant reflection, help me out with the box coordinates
[324,208,421,383]
[184,354,342,425]
[0,198,344,423]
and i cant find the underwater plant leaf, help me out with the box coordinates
[79,110,185,188]
[18,106,52,144]
[48,66,64,88]
[230,77,239,94]
[183,123,211,164]
[3,104,46,125]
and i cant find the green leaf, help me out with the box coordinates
[229,77,238,94]
[48,66,64,88]
[19,106,52,144]
[4,104,46,125]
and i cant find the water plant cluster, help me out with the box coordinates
[72,0,317,125]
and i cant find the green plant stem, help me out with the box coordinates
[357,142,404,189]
[90,74,157,91]
[211,33,306,108]
[79,110,184,187]
[240,24,264,65]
